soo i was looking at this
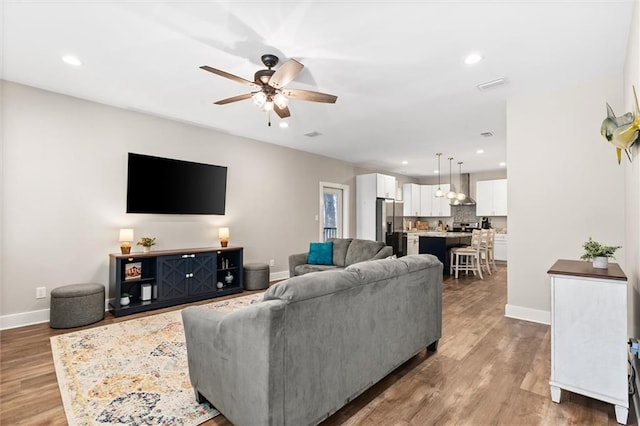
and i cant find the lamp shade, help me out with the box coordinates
[119,228,134,242]
[218,227,229,240]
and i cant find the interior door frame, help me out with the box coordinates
[319,182,350,241]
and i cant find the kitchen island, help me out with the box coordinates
[418,232,472,275]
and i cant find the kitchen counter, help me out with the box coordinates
[407,231,475,238]
[418,233,472,275]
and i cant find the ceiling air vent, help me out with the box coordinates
[476,77,506,91]
[304,131,322,138]
[480,131,494,137]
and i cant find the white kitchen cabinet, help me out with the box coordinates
[376,173,397,199]
[420,185,433,217]
[407,234,420,255]
[476,179,507,216]
[402,183,421,216]
[493,233,507,261]
[547,260,628,424]
[432,184,451,217]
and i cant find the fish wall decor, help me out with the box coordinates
[600,86,640,164]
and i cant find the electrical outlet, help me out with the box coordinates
[36,287,46,299]
[269,259,275,267]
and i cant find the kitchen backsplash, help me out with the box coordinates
[405,204,507,231]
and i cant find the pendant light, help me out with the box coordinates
[434,153,444,198]
[446,157,457,199]
[456,161,466,201]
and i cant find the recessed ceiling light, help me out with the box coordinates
[62,55,83,66]
[464,53,483,65]
[499,162,506,167]
[401,160,408,165]
[476,149,485,154]
[279,121,289,129]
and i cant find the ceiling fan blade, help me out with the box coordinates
[274,104,291,118]
[268,59,304,89]
[214,93,253,105]
[200,65,259,88]
[282,88,337,104]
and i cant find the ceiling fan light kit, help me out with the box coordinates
[201,54,337,126]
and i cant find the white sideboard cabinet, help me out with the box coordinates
[547,259,628,424]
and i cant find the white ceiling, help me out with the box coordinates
[2,1,635,177]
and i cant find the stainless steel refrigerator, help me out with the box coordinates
[376,198,406,256]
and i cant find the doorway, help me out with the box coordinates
[319,182,350,241]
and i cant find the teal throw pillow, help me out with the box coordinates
[308,241,333,265]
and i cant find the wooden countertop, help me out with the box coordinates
[547,259,627,281]
[109,246,243,259]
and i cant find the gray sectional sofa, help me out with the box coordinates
[182,254,443,426]
[288,237,393,277]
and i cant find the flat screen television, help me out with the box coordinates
[126,153,227,215]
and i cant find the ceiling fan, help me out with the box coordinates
[200,54,337,124]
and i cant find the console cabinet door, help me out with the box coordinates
[188,252,217,295]
[157,255,189,300]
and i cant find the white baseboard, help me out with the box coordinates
[504,304,550,325]
[270,270,290,281]
[0,309,51,330]
[0,276,291,331]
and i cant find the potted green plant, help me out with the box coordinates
[137,237,156,253]
[120,292,130,306]
[580,237,621,269]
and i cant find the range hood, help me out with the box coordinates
[450,173,476,206]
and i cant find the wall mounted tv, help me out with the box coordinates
[126,153,227,215]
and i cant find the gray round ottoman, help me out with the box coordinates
[50,283,105,329]
[244,263,270,290]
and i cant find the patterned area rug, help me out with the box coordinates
[51,292,265,426]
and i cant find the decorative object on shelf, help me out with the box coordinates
[219,227,230,247]
[217,281,224,289]
[225,271,234,284]
[446,157,457,199]
[137,237,156,253]
[580,237,621,269]
[455,162,466,202]
[434,153,444,198]
[120,293,130,306]
[141,283,152,301]
[600,86,639,164]
[124,262,142,281]
[119,228,134,254]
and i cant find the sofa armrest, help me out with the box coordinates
[182,301,287,425]
[288,252,309,277]
[372,246,394,260]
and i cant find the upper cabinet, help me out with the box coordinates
[376,173,397,199]
[476,179,508,216]
[402,183,452,217]
[433,184,451,217]
[403,183,421,216]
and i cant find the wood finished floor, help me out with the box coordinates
[1,264,635,425]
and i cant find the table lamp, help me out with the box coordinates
[119,228,134,254]
[219,227,229,247]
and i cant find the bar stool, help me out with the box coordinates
[450,230,483,279]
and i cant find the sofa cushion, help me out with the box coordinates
[308,242,333,265]
[329,238,352,267]
[344,239,386,266]
[294,264,341,276]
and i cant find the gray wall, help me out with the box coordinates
[505,74,625,323]
[1,81,404,321]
